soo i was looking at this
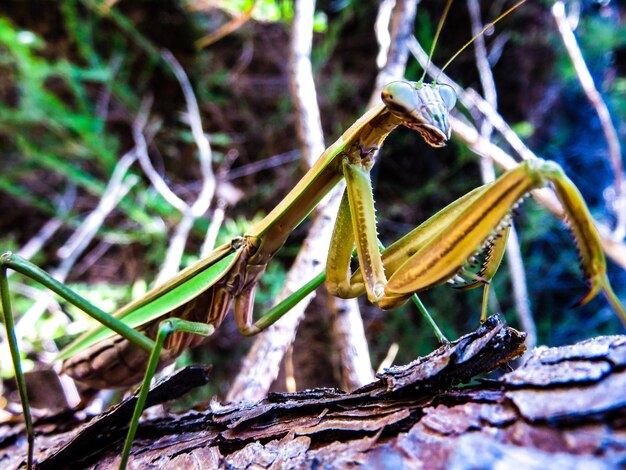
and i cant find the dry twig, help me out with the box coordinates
[16,150,139,340]
[227,0,374,401]
[552,1,625,240]
[134,51,218,285]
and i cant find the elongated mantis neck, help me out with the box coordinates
[247,105,403,262]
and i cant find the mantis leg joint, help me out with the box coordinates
[1,251,15,265]
[523,158,565,180]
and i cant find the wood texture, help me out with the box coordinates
[3,317,626,469]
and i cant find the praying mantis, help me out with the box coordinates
[2,1,626,469]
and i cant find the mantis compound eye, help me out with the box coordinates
[381,81,418,114]
[437,84,457,111]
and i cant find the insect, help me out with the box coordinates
[1,0,624,468]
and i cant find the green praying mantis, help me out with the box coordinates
[2,1,626,468]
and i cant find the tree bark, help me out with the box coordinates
[3,316,626,469]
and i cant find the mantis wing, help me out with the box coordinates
[56,243,239,361]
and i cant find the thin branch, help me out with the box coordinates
[95,55,122,122]
[451,115,626,271]
[504,227,535,347]
[225,150,300,180]
[161,50,215,205]
[552,1,625,240]
[72,240,114,278]
[56,151,138,262]
[329,295,376,389]
[368,0,419,109]
[200,199,226,258]
[467,0,497,140]
[194,2,257,49]
[376,342,399,373]
[154,212,195,285]
[288,0,325,167]
[16,150,139,339]
[16,219,64,262]
[133,98,189,214]
[409,33,626,272]
[149,50,218,285]
[227,0,356,402]
[373,0,395,70]
[201,151,239,257]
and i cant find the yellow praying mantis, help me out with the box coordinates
[1,0,625,468]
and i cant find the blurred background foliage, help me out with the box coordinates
[0,0,625,399]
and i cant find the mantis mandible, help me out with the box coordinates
[2,1,625,468]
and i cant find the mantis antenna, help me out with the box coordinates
[419,0,454,83]
[438,0,528,78]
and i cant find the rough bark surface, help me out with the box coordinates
[2,316,626,469]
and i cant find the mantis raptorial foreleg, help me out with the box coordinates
[327,158,625,322]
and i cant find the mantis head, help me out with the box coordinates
[381,81,456,148]
[380,0,525,148]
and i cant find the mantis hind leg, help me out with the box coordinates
[235,271,327,336]
[0,263,34,469]
[120,318,214,469]
[0,252,156,468]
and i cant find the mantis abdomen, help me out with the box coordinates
[60,290,218,387]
